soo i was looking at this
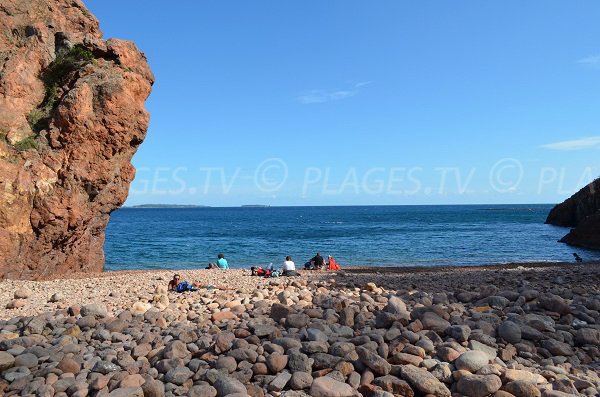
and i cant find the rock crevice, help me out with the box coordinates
[0,0,153,279]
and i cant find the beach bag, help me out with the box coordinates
[176,281,192,292]
[270,270,281,278]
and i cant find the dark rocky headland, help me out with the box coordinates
[546,178,600,250]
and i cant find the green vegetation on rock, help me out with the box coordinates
[13,135,37,151]
[27,44,94,134]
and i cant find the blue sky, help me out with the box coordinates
[84,0,600,206]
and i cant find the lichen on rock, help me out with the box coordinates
[0,0,154,279]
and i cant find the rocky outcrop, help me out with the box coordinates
[546,178,600,250]
[0,0,153,279]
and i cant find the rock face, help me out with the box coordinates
[546,178,600,250]
[0,0,153,278]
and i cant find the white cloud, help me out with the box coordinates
[354,81,373,88]
[298,81,373,104]
[577,55,600,69]
[541,136,600,151]
[297,89,356,104]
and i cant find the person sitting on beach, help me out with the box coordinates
[217,253,229,269]
[327,255,341,271]
[207,253,229,269]
[168,274,182,290]
[573,252,583,263]
[281,255,300,276]
[168,274,200,292]
[311,252,325,270]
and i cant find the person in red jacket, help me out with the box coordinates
[327,255,341,271]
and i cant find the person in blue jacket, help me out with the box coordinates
[217,253,229,269]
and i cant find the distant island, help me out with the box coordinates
[130,204,210,208]
[241,205,271,208]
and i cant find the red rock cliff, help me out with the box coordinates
[0,0,153,279]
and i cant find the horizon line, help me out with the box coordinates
[121,202,557,209]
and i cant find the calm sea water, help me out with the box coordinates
[104,205,600,271]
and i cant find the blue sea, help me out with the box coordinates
[104,204,600,271]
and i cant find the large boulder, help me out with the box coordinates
[0,0,153,279]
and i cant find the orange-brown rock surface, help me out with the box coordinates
[0,0,153,279]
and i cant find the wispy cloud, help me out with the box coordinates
[541,136,600,151]
[297,81,373,104]
[297,90,356,104]
[577,54,600,69]
[354,81,373,88]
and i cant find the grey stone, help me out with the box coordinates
[14,352,38,368]
[92,361,121,374]
[372,375,414,395]
[455,350,489,372]
[541,339,574,356]
[285,314,310,329]
[384,296,410,320]
[575,328,600,346]
[76,315,97,329]
[468,340,497,361]
[216,356,238,373]
[420,312,450,334]
[456,374,502,397]
[80,303,108,318]
[188,385,217,397]
[311,353,341,370]
[164,367,194,385]
[538,293,570,315]
[271,303,296,322]
[446,325,471,342]
[290,371,313,390]
[269,371,292,392]
[163,340,189,359]
[107,387,144,397]
[288,351,311,373]
[498,321,522,344]
[213,376,247,397]
[357,346,391,376]
[400,365,451,397]
[306,328,328,342]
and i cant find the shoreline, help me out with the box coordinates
[42,259,600,281]
[1,260,598,321]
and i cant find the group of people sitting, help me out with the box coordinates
[167,252,343,291]
[251,252,341,278]
[304,252,341,271]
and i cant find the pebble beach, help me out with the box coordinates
[0,262,599,397]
